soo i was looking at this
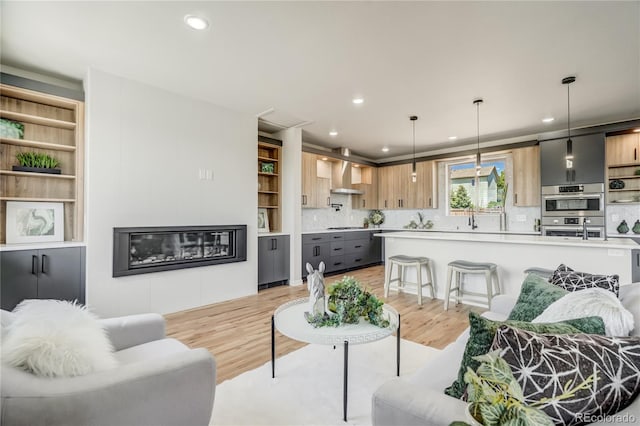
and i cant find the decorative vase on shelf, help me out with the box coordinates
[617,220,629,234]
[633,220,640,234]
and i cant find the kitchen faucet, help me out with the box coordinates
[468,208,478,230]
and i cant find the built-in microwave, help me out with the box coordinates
[541,183,604,217]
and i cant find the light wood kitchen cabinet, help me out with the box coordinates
[377,166,393,209]
[512,145,541,206]
[607,134,640,166]
[352,164,378,209]
[415,160,437,209]
[301,152,331,208]
[377,161,437,209]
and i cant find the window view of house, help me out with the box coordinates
[448,158,506,215]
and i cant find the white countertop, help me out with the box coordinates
[376,231,639,250]
[258,232,290,237]
[0,241,86,252]
[302,227,540,236]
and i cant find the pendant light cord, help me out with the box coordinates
[567,82,571,140]
[476,101,480,154]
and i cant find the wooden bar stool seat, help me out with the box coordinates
[385,255,435,306]
[444,260,500,310]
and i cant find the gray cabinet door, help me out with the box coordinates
[632,250,640,283]
[302,242,330,276]
[540,134,605,185]
[572,134,605,184]
[1,250,38,311]
[259,236,290,285]
[540,138,570,186]
[37,248,84,303]
[271,236,290,283]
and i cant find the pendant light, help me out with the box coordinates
[410,115,418,183]
[473,98,483,176]
[562,76,576,164]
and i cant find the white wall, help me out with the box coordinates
[85,68,257,317]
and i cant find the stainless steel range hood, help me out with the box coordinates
[330,148,364,195]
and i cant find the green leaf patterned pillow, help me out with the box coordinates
[444,311,606,399]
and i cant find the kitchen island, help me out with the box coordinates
[377,231,639,306]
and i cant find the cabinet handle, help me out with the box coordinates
[566,170,570,182]
[333,248,342,252]
[355,258,362,262]
[514,193,518,204]
[314,246,319,256]
[635,148,637,161]
[384,200,387,208]
[334,262,342,266]
[572,169,576,182]
[327,197,330,206]
[31,255,38,275]
[41,254,47,274]
[428,197,431,207]
[355,245,362,248]
[362,199,365,208]
[312,237,322,241]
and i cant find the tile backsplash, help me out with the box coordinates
[302,159,541,233]
[607,204,640,236]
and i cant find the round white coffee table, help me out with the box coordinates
[271,298,400,422]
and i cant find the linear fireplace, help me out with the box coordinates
[113,225,247,277]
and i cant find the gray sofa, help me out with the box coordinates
[372,282,640,426]
[1,311,216,426]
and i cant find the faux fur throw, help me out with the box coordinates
[2,299,117,377]
[532,287,634,336]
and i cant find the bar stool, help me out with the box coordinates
[524,267,554,280]
[385,255,435,306]
[444,260,500,310]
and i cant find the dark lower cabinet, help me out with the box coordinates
[258,235,290,289]
[1,246,86,311]
[302,230,382,278]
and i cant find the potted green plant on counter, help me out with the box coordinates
[14,152,61,174]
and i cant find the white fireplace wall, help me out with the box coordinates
[85,68,257,317]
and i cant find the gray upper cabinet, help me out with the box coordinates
[1,246,85,311]
[540,133,605,186]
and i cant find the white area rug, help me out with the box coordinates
[211,336,440,426]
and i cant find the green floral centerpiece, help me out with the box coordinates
[369,209,385,227]
[305,276,390,328]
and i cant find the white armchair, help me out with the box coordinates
[1,310,216,426]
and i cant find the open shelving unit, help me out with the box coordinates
[0,83,84,243]
[258,138,281,233]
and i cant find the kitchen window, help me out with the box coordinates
[447,156,507,216]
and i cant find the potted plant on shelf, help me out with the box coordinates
[13,152,61,174]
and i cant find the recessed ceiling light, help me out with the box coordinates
[352,98,364,105]
[633,128,640,133]
[448,136,457,140]
[329,130,338,137]
[542,117,555,123]
[381,147,389,152]
[184,15,209,30]
[353,164,360,168]
[321,157,328,161]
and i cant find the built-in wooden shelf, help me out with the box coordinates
[608,188,639,192]
[1,137,76,152]
[258,172,279,177]
[608,162,640,169]
[0,170,76,180]
[258,190,279,194]
[1,196,76,203]
[258,156,279,162]
[0,110,76,130]
[609,175,640,180]
[258,205,279,209]
[1,83,85,243]
[257,139,282,233]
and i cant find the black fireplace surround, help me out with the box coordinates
[113,225,247,277]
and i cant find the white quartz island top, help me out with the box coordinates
[376,231,639,250]
[379,231,638,305]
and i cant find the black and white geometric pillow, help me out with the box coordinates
[492,325,640,426]
[550,264,620,297]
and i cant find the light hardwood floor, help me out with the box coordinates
[165,265,484,384]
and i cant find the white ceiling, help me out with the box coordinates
[1,1,639,160]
